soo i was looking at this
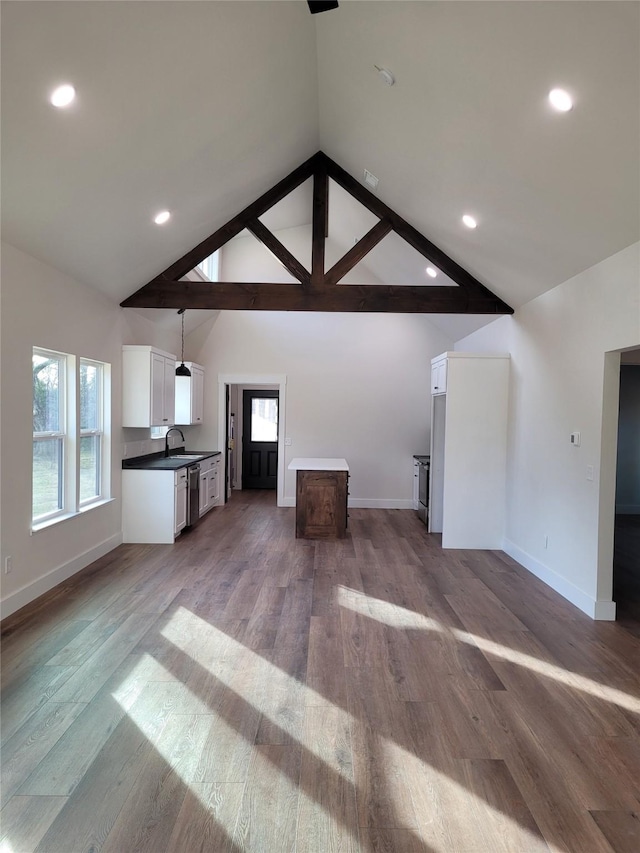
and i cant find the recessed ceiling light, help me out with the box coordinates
[50,84,76,108]
[426,267,438,278]
[548,88,573,112]
[462,214,477,229]
[154,210,171,225]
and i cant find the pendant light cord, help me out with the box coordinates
[176,309,191,377]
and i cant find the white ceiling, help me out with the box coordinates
[2,1,638,340]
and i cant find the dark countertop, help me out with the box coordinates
[123,450,221,471]
[413,454,430,463]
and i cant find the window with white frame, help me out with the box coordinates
[32,349,66,521]
[79,359,103,504]
[32,347,110,526]
[197,250,219,282]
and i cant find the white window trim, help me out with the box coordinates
[32,348,68,524]
[32,348,111,530]
[79,358,105,507]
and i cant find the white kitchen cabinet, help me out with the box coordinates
[431,355,448,395]
[429,352,510,549]
[208,460,220,506]
[199,469,208,515]
[122,346,176,427]
[123,468,187,544]
[175,471,188,535]
[175,362,205,425]
[199,455,221,516]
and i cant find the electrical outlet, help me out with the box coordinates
[586,465,594,481]
[4,556,12,574]
[285,437,292,446]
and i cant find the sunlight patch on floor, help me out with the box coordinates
[159,606,546,852]
[338,586,640,714]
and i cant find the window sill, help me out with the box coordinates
[31,497,115,534]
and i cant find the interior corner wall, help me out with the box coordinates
[190,311,452,506]
[0,241,172,619]
[454,242,640,619]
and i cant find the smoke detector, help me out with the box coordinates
[374,65,395,86]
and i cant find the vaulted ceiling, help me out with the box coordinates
[2,1,638,338]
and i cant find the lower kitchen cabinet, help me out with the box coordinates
[123,469,188,544]
[295,469,349,539]
[199,455,221,516]
[175,471,188,535]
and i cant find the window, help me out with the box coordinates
[150,425,172,440]
[33,349,66,521]
[32,348,111,527]
[79,359,103,504]
[197,250,219,282]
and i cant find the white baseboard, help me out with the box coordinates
[279,497,414,510]
[349,498,414,509]
[616,505,640,515]
[502,539,616,621]
[0,533,123,621]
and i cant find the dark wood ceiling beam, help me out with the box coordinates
[320,152,513,313]
[120,150,514,316]
[325,219,393,285]
[121,279,507,313]
[311,166,328,287]
[245,218,310,285]
[140,152,321,288]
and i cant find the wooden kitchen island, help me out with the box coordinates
[288,458,349,539]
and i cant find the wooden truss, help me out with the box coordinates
[121,151,513,315]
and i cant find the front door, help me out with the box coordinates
[242,390,278,490]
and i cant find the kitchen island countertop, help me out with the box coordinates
[288,457,349,472]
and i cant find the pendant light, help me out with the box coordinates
[175,309,191,377]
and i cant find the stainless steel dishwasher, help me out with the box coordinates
[186,463,201,528]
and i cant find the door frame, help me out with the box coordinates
[218,374,287,507]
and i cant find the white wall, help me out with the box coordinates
[455,242,640,619]
[0,242,180,618]
[189,310,452,506]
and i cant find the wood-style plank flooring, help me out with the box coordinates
[2,492,640,852]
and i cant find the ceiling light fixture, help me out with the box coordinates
[462,214,477,229]
[548,88,573,112]
[374,65,395,87]
[154,210,171,225]
[175,309,191,377]
[50,84,76,108]
[426,267,438,278]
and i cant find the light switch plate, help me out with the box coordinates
[570,431,581,447]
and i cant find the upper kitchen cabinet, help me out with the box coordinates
[122,346,176,427]
[175,362,205,425]
[429,352,510,549]
[430,354,448,395]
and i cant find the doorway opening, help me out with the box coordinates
[217,374,287,507]
[613,351,640,631]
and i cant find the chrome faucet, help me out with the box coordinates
[164,427,185,457]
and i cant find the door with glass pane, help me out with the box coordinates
[242,390,278,489]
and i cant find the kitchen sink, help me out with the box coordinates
[168,454,204,460]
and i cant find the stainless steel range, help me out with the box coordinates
[414,455,430,525]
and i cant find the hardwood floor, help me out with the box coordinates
[2,492,640,852]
